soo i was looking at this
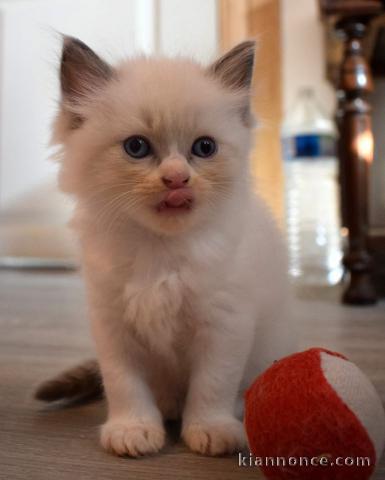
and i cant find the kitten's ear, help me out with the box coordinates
[60,36,112,103]
[209,40,256,91]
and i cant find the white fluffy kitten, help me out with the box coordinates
[39,37,293,457]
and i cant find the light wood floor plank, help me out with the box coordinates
[0,271,384,479]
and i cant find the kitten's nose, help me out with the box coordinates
[161,172,190,189]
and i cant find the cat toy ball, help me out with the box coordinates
[244,348,385,480]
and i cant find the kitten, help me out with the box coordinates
[36,37,294,457]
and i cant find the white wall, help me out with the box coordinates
[281,0,335,116]
[157,0,218,62]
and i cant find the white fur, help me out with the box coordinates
[54,42,294,457]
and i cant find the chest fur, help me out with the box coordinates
[123,270,186,346]
[87,227,235,353]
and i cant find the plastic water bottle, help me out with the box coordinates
[282,88,343,286]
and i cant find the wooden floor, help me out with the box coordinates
[0,270,384,479]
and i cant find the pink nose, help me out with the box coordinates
[161,172,190,189]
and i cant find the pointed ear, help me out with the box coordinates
[209,40,256,91]
[60,36,112,103]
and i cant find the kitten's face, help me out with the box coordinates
[56,39,255,235]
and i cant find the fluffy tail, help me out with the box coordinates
[35,359,103,402]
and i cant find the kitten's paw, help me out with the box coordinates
[101,419,165,457]
[182,417,246,456]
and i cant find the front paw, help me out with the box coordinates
[101,418,165,457]
[182,416,246,456]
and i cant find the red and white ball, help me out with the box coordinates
[245,348,385,480]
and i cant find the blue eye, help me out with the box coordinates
[191,137,217,158]
[123,136,151,159]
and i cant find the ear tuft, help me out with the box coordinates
[209,40,256,91]
[60,35,112,102]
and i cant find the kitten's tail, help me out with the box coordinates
[35,359,103,402]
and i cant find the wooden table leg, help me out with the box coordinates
[337,19,377,305]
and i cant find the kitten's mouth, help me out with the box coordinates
[156,187,194,213]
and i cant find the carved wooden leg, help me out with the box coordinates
[335,91,347,231]
[337,20,377,305]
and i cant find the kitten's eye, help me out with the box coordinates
[191,137,217,158]
[123,136,151,159]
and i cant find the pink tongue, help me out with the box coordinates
[164,188,193,207]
